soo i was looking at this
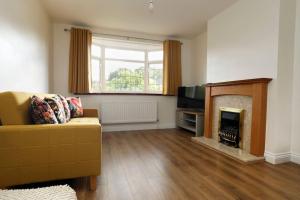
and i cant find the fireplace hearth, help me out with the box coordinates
[218,107,244,148]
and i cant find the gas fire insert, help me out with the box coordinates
[218,107,244,148]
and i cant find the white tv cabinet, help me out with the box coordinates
[176,109,204,137]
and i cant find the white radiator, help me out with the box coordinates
[100,101,158,124]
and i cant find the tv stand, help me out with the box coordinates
[176,109,204,136]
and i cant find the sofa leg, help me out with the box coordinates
[89,176,97,191]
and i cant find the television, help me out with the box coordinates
[177,86,205,111]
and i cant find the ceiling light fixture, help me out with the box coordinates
[148,0,154,11]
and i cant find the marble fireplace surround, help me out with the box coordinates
[200,78,272,157]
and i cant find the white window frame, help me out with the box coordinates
[91,43,163,94]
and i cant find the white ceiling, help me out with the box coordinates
[41,0,237,38]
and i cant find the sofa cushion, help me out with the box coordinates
[44,96,67,124]
[30,96,58,124]
[67,97,83,118]
[57,94,71,122]
[67,117,100,125]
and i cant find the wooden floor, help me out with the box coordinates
[14,129,300,200]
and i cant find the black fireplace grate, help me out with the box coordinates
[219,109,242,148]
[219,127,240,148]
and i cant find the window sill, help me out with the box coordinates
[74,92,175,96]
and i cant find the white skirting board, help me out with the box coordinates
[264,151,300,164]
[264,152,291,164]
[291,153,300,164]
[102,123,176,132]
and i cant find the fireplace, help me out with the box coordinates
[192,78,271,161]
[218,107,244,148]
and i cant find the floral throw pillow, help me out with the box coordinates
[44,96,67,124]
[67,97,83,118]
[30,95,58,124]
[57,94,71,122]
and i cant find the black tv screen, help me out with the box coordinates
[177,86,205,110]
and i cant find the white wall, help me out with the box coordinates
[206,0,299,164]
[291,1,300,164]
[0,0,51,93]
[207,0,279,83]
[265,0,296,163]
[191,31,207,85]
[52,23,194,132]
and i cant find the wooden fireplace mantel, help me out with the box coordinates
[204,78,272,156]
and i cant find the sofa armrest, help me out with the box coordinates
[0,123,101,148]
[83,109,99,118]
[0,123,101,187]
[0,123,101,162]
[0,123,100,133]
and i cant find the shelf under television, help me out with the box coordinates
[184,118,196,123]
[179,124,196,132]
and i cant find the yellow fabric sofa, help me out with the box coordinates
[0,91,101,190]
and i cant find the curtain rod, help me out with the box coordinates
[64,28,183,45]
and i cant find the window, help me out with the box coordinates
[91,37,163,94]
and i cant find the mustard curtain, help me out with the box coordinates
[69,28,92,93]
[163,40,182,96]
